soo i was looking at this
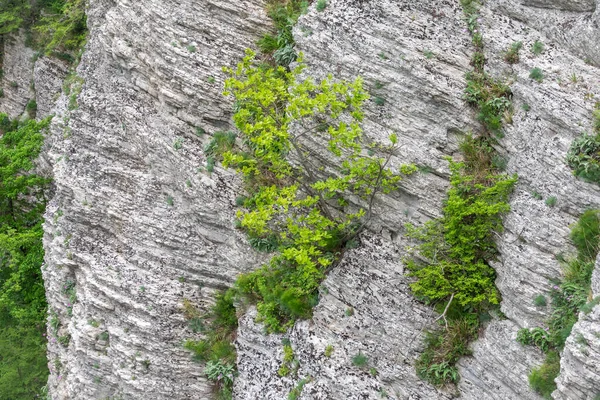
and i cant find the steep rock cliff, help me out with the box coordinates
[40,0,271,398]
[1,0,598,398]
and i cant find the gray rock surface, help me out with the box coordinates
[33,57,69,119]
[0,32,35,119]
[491,0,600,65]
[553,254,600,400]
[39,0,271,398]
[0,0,598,398]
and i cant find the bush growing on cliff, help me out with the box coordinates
[567,109,600,184]
[518,209,600,397]
[220,50,416,332]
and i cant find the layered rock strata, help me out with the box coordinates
[40,0,270,398]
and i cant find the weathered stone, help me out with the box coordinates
[553,254,600,399]
[0,32,35,119]
[0,0,598,398]
[40,0,271,398]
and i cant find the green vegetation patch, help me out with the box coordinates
[1,0,87,61]
[517,209,600,398]
[567,108,600,184]
[257,0,309,67]
[406,0,517,387]
[0,114,52,398]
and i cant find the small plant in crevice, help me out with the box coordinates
[567,108,600,185]
[255,0,309,67]
[517,209,600,398]
[545,196,557,207]
[529,68,544,83]
[352,351,368,368]
[423,50,434,59]
[278,343,298,377]
[504,41,522,64]
[463,72,512,133]
[316,0,327,12]
[324,344,334,357]
[184,290,238,399]
[374,96,386,106]
[26,99,38,118]
[288,377,312,400]
[532,40,545,56]
[534,295,547,307]
[173,137,184,150]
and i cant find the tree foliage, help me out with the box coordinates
[0,114,50,398]
[405,159,516,309]
[219,50,416,332]
[0,0,86,58]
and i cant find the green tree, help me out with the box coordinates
[0,114,51,398]
[216,50,416,332]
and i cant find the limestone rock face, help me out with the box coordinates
[234,0,600,399]
[553,254,600,399]
[39,0,270,399]
[33,57,69,119]
[492,0,600,65]
[1,0,598,398]
[0,32,35,119]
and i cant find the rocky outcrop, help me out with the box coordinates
[492,0,600,66]
[0,32,35,119]
[553,254,600,399]
[235,0,600,399]
[41,0,271,399]
[0,0,594,398]
[33,57,69,119]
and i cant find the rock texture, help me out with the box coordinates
[493,0,600,65]
[1,0,599,398]
[554,254,600,399]
[235,0,600,399]
[39,0,271,399]
[0,32,35,119]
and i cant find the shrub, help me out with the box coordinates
[529,68,544,83]
[423,50,434,59]
[324,344,334,357]
[504,41,522,64]
[567,133,600,184]
[406,159,516,309]
[316,0,327,12]
[222,50,415,332]
[352,352,368,367]
[529,351,559,399]
[532,40,544,56]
